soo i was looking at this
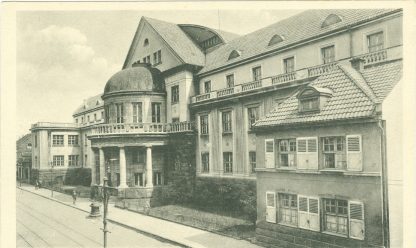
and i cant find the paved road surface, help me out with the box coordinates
[16,188,180,248]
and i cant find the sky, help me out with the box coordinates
[16,9,302,138]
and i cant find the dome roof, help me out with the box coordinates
[103,64,164,97]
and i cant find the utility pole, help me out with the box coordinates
[102,177,109,248]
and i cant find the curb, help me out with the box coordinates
[17,187,203,248]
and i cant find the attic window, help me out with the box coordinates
[321,14,342,28]
[297,86,333,113]
[268,34,285,46]
[96,100,100,106]
[228,50,241,60]
[144,38,149,46]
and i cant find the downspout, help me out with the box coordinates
[378,119,390,248]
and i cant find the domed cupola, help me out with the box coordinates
[103,63,165,99]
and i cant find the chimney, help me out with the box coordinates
[349,57,365,71]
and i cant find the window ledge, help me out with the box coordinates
[200,133,209,137]
[295,170,320,174]
[322,231,348,238]
[276,167,297,171]
[222,131,233,135]
[320,169,346,173]
[278,222,298,228]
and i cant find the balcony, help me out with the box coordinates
[90,121,194,135]
[191,46,401,105]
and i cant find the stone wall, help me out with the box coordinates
[31,168,91,186]
[255,221,383,248]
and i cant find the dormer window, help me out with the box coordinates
[297,86,333,113]
[96,100,100,106]
[228,50,241,60]
[321,14,342,28]
[268,34,285,46]
[144,38,149,46]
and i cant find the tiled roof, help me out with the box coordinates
[198,9,400,75]
[254,60,402,128]
[73,94,103,116]
[144,17,206,66]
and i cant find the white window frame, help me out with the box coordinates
[265,139,275,169]
[346,134,363,171]
[363,27,387,53]
[319,43,336,65]
[281,55,296,74]
[266,191,276,223]
[296,137,318,170]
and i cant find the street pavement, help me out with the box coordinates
[17,185,260,248]
[16,188,179,248]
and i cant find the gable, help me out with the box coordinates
[124,21,184,72]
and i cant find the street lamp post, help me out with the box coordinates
[102,177,109,248]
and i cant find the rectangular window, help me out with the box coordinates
[252,66,262,81]
[222,111,232,133]
[283,57,295,73]
[223,152,233,173]
[322,136,346,169]
[84,134,88,147]
[132,102,143,123]
[279,193,298,226]
[204,81,211,93]
[249,151,256,173]
[52,135,64,146]
[201,153,209,173]
[68,155,79,167]
[34,135,37,147]
[68,135,79,146]
[116,103,124,123]
[323,199,349,235]
[278,139,296,167]
[247,106,259,129]
[94,113,97,121]
[367,31,384,52]
[171,85,179,104]
[151,103,161,123]
[81,117,84,123]
[226,74,234,88]
[87,115,90,123]
[321,45,335,64]
[135,173,144,186]
[53,155,64,166]
[101,111,104,120]
[154,172,163,186]
[152,50,162,64]
[300,98,319,112]
[104,105,110,123]
[200,115,209,135]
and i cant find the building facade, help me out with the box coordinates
[16,133,32,183]
[28,9,402,247]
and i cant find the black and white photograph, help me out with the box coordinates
[2,1,415,248]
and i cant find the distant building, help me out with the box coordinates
[16,133,32,183]
[29,9,402,247]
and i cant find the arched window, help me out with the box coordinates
[228,50,241,60]
[268,34,285,46]
[321,14,342,28]
[143,38,149,46]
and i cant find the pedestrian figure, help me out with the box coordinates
[35,180,39,190]
[72,190,77,205]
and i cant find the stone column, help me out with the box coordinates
[119,146,128,188]
[99,148,105,185]
[90,150,97,186]
[146,145,153,187]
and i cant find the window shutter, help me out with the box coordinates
[265,139,275,168]
[296,138,308,169]
[307,138,318,170]
[349,201,365,240]
[346,135,362,171]
[288,153,295,167]
[266,192,276,223]
[308,197,320,231]
[298,195,309,229]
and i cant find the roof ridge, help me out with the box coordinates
[338,64,378,103]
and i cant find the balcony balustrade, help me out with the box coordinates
[271,71,297,85]
[90,121,194,135]
[191,46,401,104]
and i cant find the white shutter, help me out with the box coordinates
[296,138,308,169]
[308,197,320,231]
[266,191,276,223]
[288,153,295,167]
[265,139,275,168]
[306,138,318,170]
[349,201,365,240]
[298,195,309,229]
[346,135,362,171]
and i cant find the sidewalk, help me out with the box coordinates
[17,185,260,248]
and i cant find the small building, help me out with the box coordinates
[253,58,402,247]
[16,133,32,183]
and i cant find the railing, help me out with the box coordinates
[217,87,234,97]
[360,49,387,65]
[91,121,194,135]
[271,71,297,85]
[242,80,262,91]
[307,62,337,77]
[31,122,78,129]
[195,93,211,102]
